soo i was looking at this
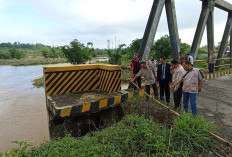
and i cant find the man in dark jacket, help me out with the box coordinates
[131,53,141,90]
[157,57,172,104]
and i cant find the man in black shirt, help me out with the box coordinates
[131,54,141,90]
[157,57,172,104]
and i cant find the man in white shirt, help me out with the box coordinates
[186,53,194,66]
[170,60,185,109]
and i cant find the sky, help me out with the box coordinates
[0,0,231,48]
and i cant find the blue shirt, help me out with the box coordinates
[162,64,166,79]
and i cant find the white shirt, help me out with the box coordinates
[172,65,184,91]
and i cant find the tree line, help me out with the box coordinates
[1,35,222,63]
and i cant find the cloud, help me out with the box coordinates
[0,0,231,48]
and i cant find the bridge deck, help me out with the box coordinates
[198,74,232,144]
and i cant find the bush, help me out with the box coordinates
[0,49,11,59]
[41,48,60,58]
[108,50,122,65]
[9,48,26,59]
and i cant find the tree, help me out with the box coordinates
[153,35,172,59]
[87,42,93,48]
[180,43,191,55]
[198,46,208,54]
[127,38,142,58]
[61,40,91,64]
[108,44,126,65]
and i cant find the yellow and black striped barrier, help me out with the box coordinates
[48,89,148,119]
[43,64,121,96]
[204,69,232,81]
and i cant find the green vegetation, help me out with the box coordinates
[41,48,62,58]
[0,48,26,59]
[153,35,172,59]
[1,112,215,157]
[32,77,44,88]
[180,43,191,55]
[108,44,126,65]
[0,58,67,66]
[61,39,95,64]
[0,42,67,66]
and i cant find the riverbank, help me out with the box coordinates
[0,57,68,66]
[1,112,216,156]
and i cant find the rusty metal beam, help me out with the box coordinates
[165,0,180,61]
[138,0,165,61]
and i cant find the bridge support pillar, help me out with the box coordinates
[230,31,232,68]
[207,10,215,70]
[138,0,165,61]
[165,0,180,61]
[191,0,211,59]
[215,12,232,71]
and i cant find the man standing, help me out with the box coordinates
[178,52,185,65]
[147,55,157,72]
[186,53,194,66]
[170,60,185,109]
[208,51,216,73]
[132,61,158,101]
[131,53,141,90]
[171,61,204,116]
[157,57,172,104]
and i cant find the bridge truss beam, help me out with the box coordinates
[138,0,180,61]
[207,9,214,60]
[138,0,165,61]
[191,0,212,59]
[215,12,232,70]
[230,32,232,68]
[165,0,180,61]
[214,0,232,13]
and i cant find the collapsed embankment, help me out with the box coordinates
[1,97,232,157]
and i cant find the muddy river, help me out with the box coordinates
[0,65,49,152]
[0,65,128,152]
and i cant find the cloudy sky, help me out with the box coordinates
[0,0,231,48]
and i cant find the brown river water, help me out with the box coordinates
[0,65,49,152]
[0,65,129,152]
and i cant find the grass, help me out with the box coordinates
[32,77,44,88]
[0,57,68,66]
[1,113,215,157]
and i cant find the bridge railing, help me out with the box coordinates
[124,58,232,74]
[194,58,232,72]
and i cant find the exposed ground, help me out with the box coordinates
[197,74,232,156]
[51,90,120,108]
